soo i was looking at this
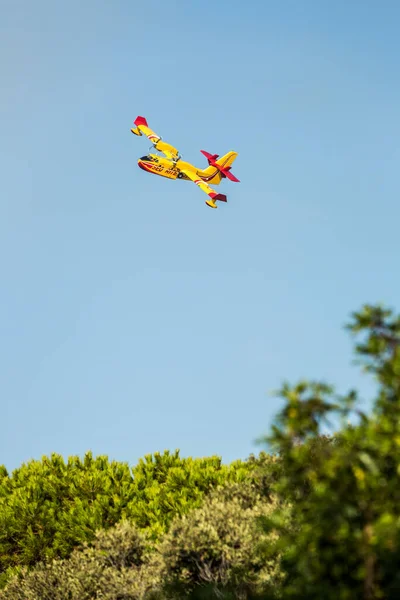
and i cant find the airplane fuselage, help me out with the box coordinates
[137,154,201,182]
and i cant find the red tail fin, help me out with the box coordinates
[201,150,240,182]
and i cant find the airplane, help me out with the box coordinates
[131,116,239,209]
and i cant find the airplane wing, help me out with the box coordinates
[131,116,179,160]
[180,168,227,209]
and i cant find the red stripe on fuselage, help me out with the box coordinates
[138,161,156,174]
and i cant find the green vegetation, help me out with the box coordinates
[0,450,253,588]
[2,303,400,599]
[258,304,400,599]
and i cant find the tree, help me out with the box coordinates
[1,483,282,600]
[259,304,400,599]
[0,521,158,600]
[156,481,282,599]
[0,450,253,588]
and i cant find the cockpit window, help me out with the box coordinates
[140,155,158,162]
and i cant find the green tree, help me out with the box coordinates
[259,304,400,600]
[0,521,159,600]
[1,483,282,600]
[0,450,253,587]
[156,482,283,599]
[126,452,252,538]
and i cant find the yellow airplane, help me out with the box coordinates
[131,116,239,209]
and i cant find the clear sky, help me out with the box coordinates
[2,0,399,472]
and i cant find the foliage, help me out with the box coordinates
[0,483,282,600]
[4,301,400,599]
[244,452,283,502]
[259,304,400,600]
[0,521,159,600]
[156,482,283,599]
[0,449,253,587]
[126,452,252,537]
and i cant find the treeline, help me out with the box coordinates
[1,304,400,599]
[0,449,280,598]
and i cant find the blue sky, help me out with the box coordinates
[2,0,399,472]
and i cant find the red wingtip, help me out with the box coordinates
[134,116,148,127]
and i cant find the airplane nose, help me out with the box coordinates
[138,159,149,172]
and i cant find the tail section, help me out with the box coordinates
[197,151,239,185]
[131,116,149,136]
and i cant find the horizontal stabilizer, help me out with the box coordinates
[200,150,240,182]
[201,150,219,162]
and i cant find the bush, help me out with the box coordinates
[0,521,159,600]
[156,482,283,599]
[0,450,254,586]
[1,482,282,600]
